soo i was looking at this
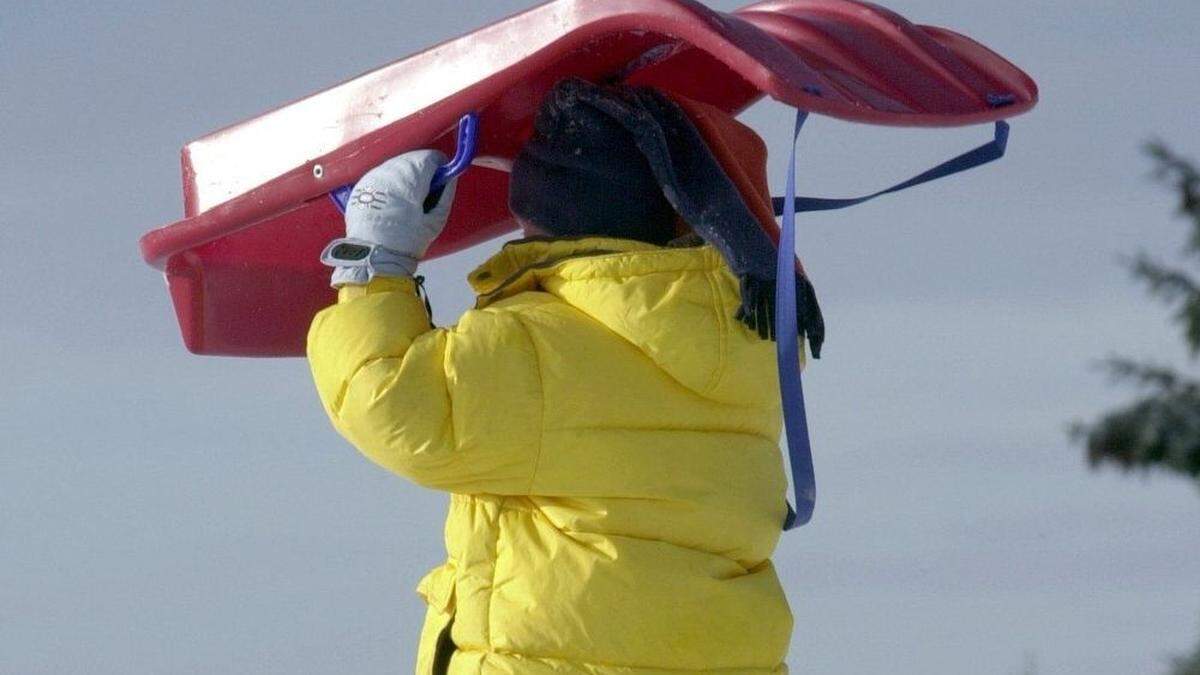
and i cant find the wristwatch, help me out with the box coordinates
[320,237,419,285]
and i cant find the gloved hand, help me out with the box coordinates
[321,149,459,286]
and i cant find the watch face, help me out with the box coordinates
[330,242,371,262]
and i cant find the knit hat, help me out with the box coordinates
[508,77,824,356]
[509,82,679,245]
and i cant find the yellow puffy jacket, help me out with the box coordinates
[308,236,794,674]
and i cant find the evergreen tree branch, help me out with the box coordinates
[1171,636,1200,675]
[1146,141,1200,253]
[1101,357,1187,391]
[1073,385,1200,479]
[1126,254,1200,355]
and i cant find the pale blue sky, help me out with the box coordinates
[2,1,1199,674]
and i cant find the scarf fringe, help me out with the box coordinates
[735,274,825,358]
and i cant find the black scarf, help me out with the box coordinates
[509,78,824,356]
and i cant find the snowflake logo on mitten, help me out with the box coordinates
[350,187,390,210]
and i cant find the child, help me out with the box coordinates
[308,77,822,674]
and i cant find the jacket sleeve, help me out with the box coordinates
[307,276,544,494]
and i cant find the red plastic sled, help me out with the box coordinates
[139,0,1037,356]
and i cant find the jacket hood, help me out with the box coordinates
[467,236,785,404]
[468,235,657,299]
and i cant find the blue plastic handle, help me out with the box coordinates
[329,112,480,214]
[431,112,479,192]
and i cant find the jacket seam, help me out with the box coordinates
[484,496,507,651]
[456,642,783,672]
[549,526,755,574]
[442,331,460,458]
[330,352,406,420]
[545,424,778,446]
[330,342,457,469]
[510,314,547,494]
[701,266,729,394]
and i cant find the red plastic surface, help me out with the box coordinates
[140,0,1037,356]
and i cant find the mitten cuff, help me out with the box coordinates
[320,238,419,287]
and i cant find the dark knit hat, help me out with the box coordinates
[509,82,679,245]
[508,77,824,356]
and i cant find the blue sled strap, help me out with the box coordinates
[773,120,1010,216]
[777,110,815,530]
[776,116,1012,531]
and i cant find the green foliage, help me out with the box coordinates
[1072,143,1200,482]
[1130,253,1200,356]
[1136,142,1200,355]
[1171,638,1200,675]
[1071,358,1200,477]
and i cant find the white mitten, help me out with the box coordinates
[321,149,458,286]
